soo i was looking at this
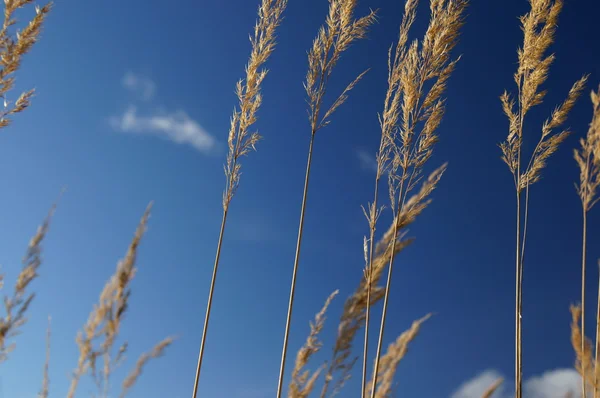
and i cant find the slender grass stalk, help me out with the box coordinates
[276,2,376,397]
[38,316,51,398]
[190,1,287,396]
[499,2,588,395]
[575,85,600,397]
[595,260,600,398]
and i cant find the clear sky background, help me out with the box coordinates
[0,0,599,397]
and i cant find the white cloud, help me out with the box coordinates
[451,370,505,398]
[356,149,377,172]
[110,106,216,153]
[524,369,581,398]
[122,72,156,101]
[451,369,582,398]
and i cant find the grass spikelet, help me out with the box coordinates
[277,2,376,397]
[67,203,161,398]
[366,314,430,398]
[0,0,52,129]
[499,2,588,396]
[0,202,55,363]
[570,304,594,394]
[288,290,338,398]
[320,165,446,398]
[192,0,288,394]
[120,337,174,398]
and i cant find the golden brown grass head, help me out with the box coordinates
[224,0,288,208]
[67,203,172,398]
[499,0,587,192]
[305,0,377,135]
[575,86,600,212]
[288,290,338,398]
[366,314,430,398]
[119,337,174,398]
[0,0,52,129]
[320,164,446,397]
[570,304,594,390]
[0,202,55,363]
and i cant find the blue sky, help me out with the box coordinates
[0,0,599,397]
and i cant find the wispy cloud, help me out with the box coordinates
[122,71,156,101]
[451,368,581,398]
[110,106,216,153]
[111,72,217,153]
[356,148,377,172]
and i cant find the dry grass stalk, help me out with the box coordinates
[193,1,288,395]
[480,378,503,398]
[574,86,600,398]
[0,202,55,363]
[570,304,596,395]
[38,316,51,398]
[277,2,376,397]
[365,314,430,398]
[288,291,338,398]
[120,337,174,398]
[367,0,468,396]
[66,204,170,398]
[0,0,52,129]
[499,1,588,396]
[575,87,600,397]
[320,165,446,398]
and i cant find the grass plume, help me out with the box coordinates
[66,204,170,398]
[288,291,338,398]
[0,0,52,129]
[499,1,587,395]
[0,202,55,363]
[192,0,288,395]
[366,314,430,398]
[277,2,376,397]
[364,1,468,396]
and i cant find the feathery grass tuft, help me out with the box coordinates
[499,1,587,396]
[0,202,55,363]
[288,291,338,398]
[0,0,52,129]
[67,203,171,398]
